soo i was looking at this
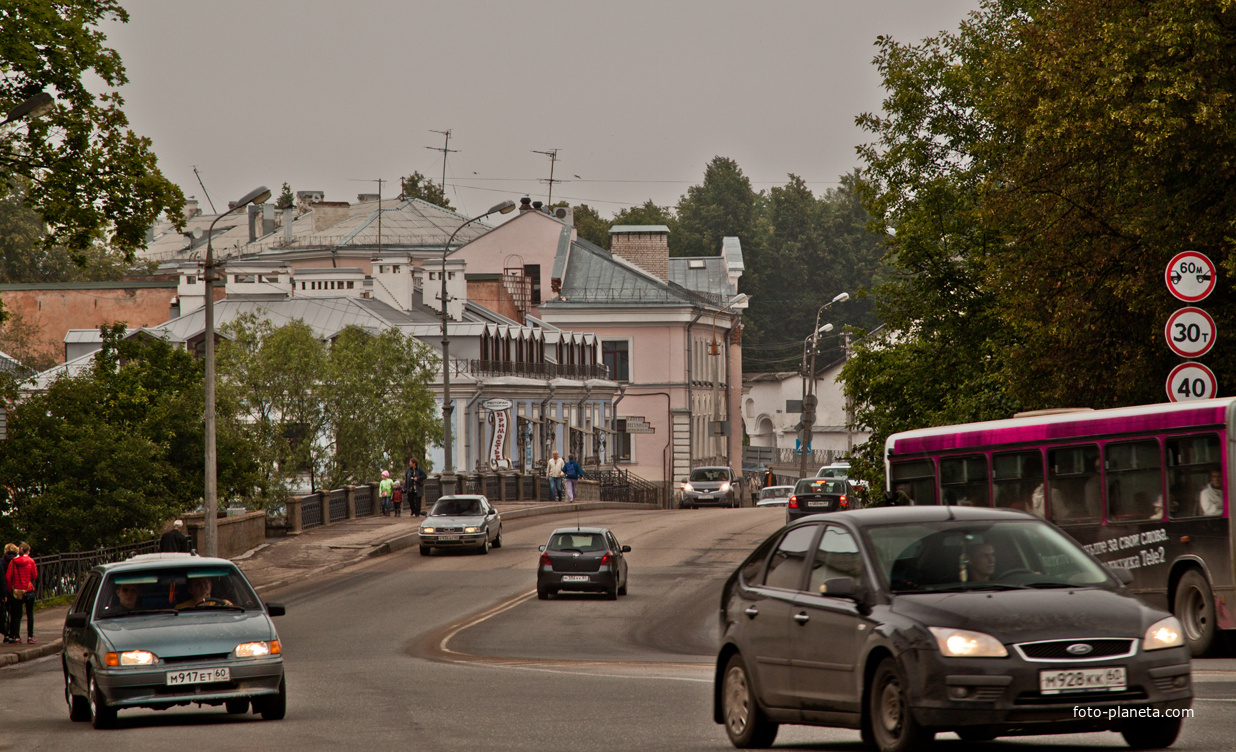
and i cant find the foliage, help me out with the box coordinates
[611,200,675,237]
[0,306,58,384]
[400,170,453,210]
[554,202,609,248]
[0,324,261,552]
[275,182,294,210]
[671,157,759,257]
[0,0,185,260]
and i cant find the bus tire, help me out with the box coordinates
[1174,569,1217,657]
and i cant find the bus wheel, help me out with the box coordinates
[1174,570,1216,657]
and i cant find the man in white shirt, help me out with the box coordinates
[546,450,566,501]
[1199,470,1223,516]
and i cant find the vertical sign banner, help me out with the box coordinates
[483,398,513,470]
[1164,251,1219,401]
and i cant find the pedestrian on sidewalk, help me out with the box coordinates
[5,542,37,644]
[404,457,427,516]
[563,454,582,502]
[546,450,565,502]
[159,519,191,553]
[0,542,15,641]
[392,481,404,517]
[379,470,394,516]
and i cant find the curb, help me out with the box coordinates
[0,639,63,667]
[252,502,657,596]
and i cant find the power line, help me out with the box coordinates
[532,149,561,206]
[426,129,459,197]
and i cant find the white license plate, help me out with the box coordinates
[562,575,590,582]
[437,535,460,542]
[1039,666,1126,694]
[807,501,828,508]
[166,667,230,686]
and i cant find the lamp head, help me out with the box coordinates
[488,200,517,216]
[2,92,54,124]
[819,323,834,334]
[832,291,850,304]
[237,186,272,207]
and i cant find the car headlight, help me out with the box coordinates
[720,482,731,493]
[928,627,1008,658]
[234,640,281,658]
[1143,617,1184,651]
[421,527,435,534]
[682,483,694,493]
[105,650,157,667]
[464,526,480,534]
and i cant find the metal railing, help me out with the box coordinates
[328,489,348,522]
[32,539,159,604]
[355,484,374,517]
[302,493,324,529]
[465,359,609,381]
[584,466,664,506]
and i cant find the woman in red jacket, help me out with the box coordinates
[5,542,37,644]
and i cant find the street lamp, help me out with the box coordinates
[1,92,54,126]
[798,292,848,480]
[708,293,749,466]
[439,199,517,495]
[203,185,270,557]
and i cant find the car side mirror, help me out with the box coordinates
[622,545,631,553]
[819,576,859,600]
[266,602,286,617]
[538,545,546,552]
[1106,566,1134,586]
[65,613,87,629]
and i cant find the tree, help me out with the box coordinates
[611,200,675,235]
[553,201,609,248]
[0,1,185,260]
[400,170,453,210]
[275,182,294,210]
[672,157,759,257]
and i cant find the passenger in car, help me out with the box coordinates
[176,578,231,609]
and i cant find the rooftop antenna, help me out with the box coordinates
[532,149,560,206]
[192,166,217,214]
[426,129,458,199]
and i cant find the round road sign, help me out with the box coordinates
[1165,251,1217,302]
[1166,362,1218,402]
[1164,307,1217,358]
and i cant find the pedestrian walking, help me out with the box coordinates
[563,454,583,502]
[159,519,192,553]
[392,481,404,517]
[5,542,37,644]
[763,467,775,489]
[0,542,15,641]
[379,470,394,516]
[546,450,566,501]
[404,457,427,516]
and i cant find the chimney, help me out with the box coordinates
[262,203,275,236]
[357,193,379,203]
[247,204,261,242]
[312,201,351,231]
[169,296,180,320]
[184,198,201,220]
[518,197,533,212]
[610,225,670,281]
[532,201,543,212]
[283,207,294,244]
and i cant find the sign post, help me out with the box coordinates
[1163,252,1219,401]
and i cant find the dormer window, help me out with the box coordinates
[234,274,254,283]
[688,259,706,269]
[186,275,196,285]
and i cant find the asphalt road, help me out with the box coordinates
[4,507,1236,752]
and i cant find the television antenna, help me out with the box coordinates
[532,149,561,206]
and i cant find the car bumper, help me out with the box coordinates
[901,648,1192,731]
[95,657,284,708]
[420,533,487,548]
[682,493,733,507]
[539,569,618,593]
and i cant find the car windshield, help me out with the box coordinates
[95,566,260,618]
[760,487,792,500]
[795,479,846,495]
[818,466,848,478]
[548,533,605,552]
[431,498,483,516]
[865,520,1114,594]
[690,469,730,482]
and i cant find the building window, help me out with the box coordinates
[525,264,541,305]
[614,420,632,461]
[234,274,254,283]
[347,281,354,289]
[186,275,196,285]
[379,265,387,274]
[602,340,629,381]
[260,274,279,283]
[393,265,401,273]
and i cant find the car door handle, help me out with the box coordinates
[793,612,810,625]
[744,606,759,619]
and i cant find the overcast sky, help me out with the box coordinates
[104,1,978,221]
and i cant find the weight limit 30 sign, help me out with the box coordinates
[1164,252,1219,402]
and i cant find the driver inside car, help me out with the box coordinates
[176,577,232,609]
[963,542,997,582]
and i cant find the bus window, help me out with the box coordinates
[1167,434,1222,518]
[939,455,989,506]
[1047,445,1101,524]
[890,460,936,506]
[1105,440,1163,521]
[992,450,1043,513]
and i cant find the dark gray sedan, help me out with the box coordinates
[62,554,286,729]
[418,495,503,555]
[537,526,630,600]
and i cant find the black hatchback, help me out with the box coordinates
[714,506,1191,751]
[537,527,630,600]
[786,478,853,523]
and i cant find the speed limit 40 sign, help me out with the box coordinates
[1167,363,1218,402]
[1164,307,1217,358]
[1165,252,1216,302]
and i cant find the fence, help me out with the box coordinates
[584,466,665,506]
[32,539,159,604]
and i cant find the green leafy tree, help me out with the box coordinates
[671,157,758,257]
[275,182,294,210]
[611,200,675,235]
[553,202,610,248]
[400,170,453,210]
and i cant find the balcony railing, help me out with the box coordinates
[464,359,609,381]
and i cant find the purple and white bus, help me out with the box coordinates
[885,398,1233,656]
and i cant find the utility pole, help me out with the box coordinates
[192,166,217,214]
[533,149,560,206]
[426,129,458,199]
[797,292,849,480]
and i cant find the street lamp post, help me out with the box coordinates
[798,292,849,481]
[438,200,516,495]
[708,294,749,466]
[203,185,270,557]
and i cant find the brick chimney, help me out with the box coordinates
[610,225,670,281]
[312,201,351,231]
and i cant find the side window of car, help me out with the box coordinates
[739,537,778,586]
[763,524,820,591]
[71,574,101,615]
[808,526,866,595]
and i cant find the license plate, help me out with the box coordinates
[698,495,715,500]
[166,667,230,686]
[1039,667,1126,694]
[562,575,590,582]
[807,501,828,508]
[437,535,460,542]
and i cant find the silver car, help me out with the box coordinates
[418,495,503,555]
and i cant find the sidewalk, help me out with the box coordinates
[0,499,653,668]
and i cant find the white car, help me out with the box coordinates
[755,486,794,507]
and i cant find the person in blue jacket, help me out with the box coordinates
[563,454,583,502]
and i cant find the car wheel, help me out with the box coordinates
[226,699,250,714]
[256,677,287,721]
[493,526,503,548]
[479,536,491,555]
[66,668,90,722]
[956,727,998,742]
[869,657,932,752]
[419,545,431,556]
[1120,717,1183,749]
[537,585,549,600]
[618,577,628,596]
[1174,570,1216,656]
[606,584,618,600]
[721,653,778,748]
[89,673,117,729]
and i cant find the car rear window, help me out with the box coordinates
[690,468,731,482]
[760,487,792,500]
[548,533,605,552]
[795,479,847,495]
